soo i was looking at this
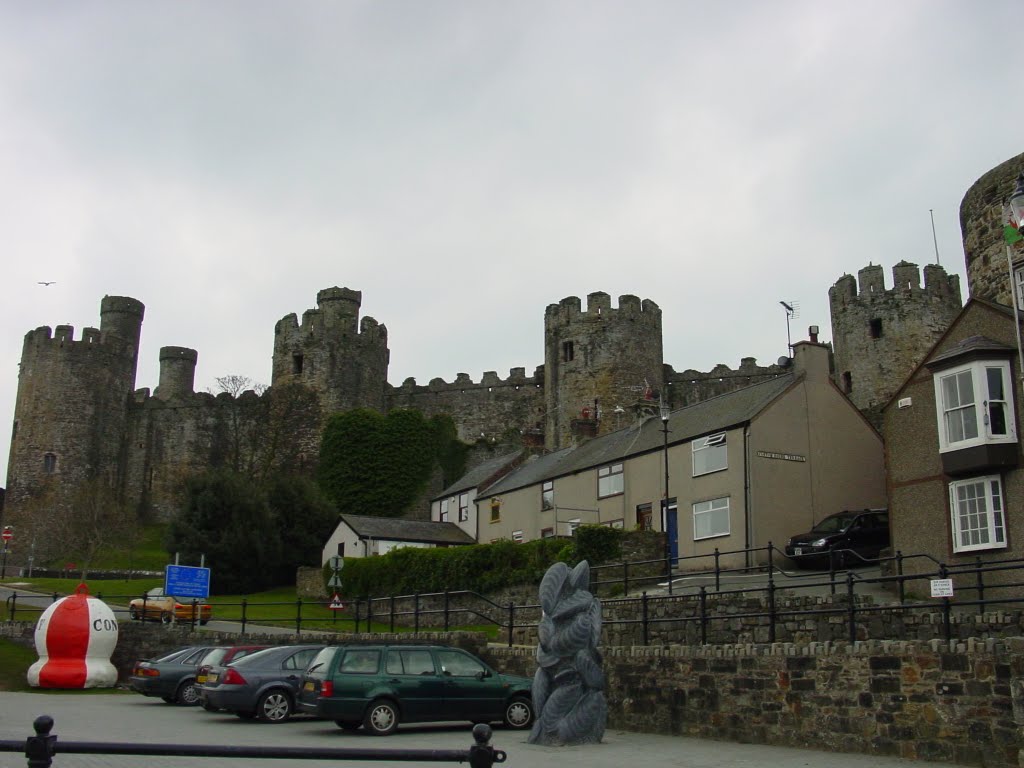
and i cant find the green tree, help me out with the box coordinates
[265,474,337,583]
[167,470,280,594]
[317,408,464,518]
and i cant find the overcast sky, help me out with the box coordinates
[2,2,1021,483]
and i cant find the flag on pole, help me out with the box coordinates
[1003,204,1023,245]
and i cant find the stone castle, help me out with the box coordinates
[5,151,1023,526]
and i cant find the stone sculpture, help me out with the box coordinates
[528,560,606,745]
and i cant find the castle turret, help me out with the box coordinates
[272,287,390,415]
[544,292,664,449]
[829,262,961,423]
[154,347,198,401]
[5,296,145,515]
[960,151,1024,305]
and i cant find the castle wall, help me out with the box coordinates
[544,293,664,449]
[960,151,1024,305]
[664,357,789,409]
[386,367,546,444]
[272,287,390,417]
[829,261,961,422]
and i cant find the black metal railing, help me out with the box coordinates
[0,716,507,768]
[8,544,1024,647]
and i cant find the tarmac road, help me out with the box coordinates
[0,691,965,768]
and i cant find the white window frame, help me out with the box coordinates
[1015,263,1024,311]
[439,498,449,523]
[566,518,581,535]
[458,493,469,522]
[512,530,524,543]
[949,475,1007,553]
[598,463,624,498]
[692,433,728,477]
[693,497,730,540]
[933,360,1017,452]
[541,480,554,511]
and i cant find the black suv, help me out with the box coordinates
[784,509,889,569]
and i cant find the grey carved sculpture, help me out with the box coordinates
[528,560,606,745]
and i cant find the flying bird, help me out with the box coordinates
[37,281,56,286]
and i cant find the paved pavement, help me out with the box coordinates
[0,692,964,768]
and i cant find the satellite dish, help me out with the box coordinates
[777,356,791,367]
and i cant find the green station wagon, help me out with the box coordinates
[297,644,534,735]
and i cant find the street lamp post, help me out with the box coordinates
[660,399,672,581]
[1004,172,1024,382]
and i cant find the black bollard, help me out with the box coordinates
[26,716,56,768]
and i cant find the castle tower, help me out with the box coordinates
[154,346,198,401]
[5,296,145,513]
[544,292,664,449]
[272,287,390,415]
[960,151,1024,305]
[829,262,961,422]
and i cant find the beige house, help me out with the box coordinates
[471,338,886,568]
[429,450,522,540]
[883,299,1024,589]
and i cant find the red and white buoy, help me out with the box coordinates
[27,583,118,688]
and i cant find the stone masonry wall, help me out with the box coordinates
[485,637,1024,768]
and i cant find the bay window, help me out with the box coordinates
[949,475,1007,552]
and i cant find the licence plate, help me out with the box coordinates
[197,675,207,683]
[303,681,315,692]
[208,673,218,683]
[794,548,803,556]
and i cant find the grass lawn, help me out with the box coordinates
[0,577,500,639]
[0,638,132,693]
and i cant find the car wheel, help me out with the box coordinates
[335,720,361,731]
[363,699,399,736]
[129,607,139,620]
[161,612,173,625]
[503,696,533,729]
[257,690,293,723]
[175,679,201,706]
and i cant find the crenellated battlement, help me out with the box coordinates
[544,292,661,329]
[24,324,105,348]
[391,365,545,395]
[828,261,961,310]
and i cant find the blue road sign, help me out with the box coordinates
[165,565,211,599]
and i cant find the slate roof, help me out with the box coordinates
[926,334,1015,368]
[435,450,523,499]
[480,373,796,498]
[338,514,476,545]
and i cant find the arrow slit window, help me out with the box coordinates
[43,452,56,474]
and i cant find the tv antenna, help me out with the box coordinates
[780,301,799,355]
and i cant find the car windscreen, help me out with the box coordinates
[155,647,191,662]
[304,647,340,679]
[811,515,856,534]
[202,648,228,667]
[229,647,281,667]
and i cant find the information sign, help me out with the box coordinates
[930,578,954,598]
[165,564,212,599]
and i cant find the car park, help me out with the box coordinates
[128,646,218,705]
[784,509,890,569]
[199,644,323,722]
[128,587,213,625]
[297,644,534,735]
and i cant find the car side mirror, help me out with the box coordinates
[476,670,491,680]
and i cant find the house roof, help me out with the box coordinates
[338,514,476,545]
[480,373,796,498]
[926,334,1015,368]
[435,449,523,499]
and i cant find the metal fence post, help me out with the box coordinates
[507,602,514,648]
[641,591,649,646]
[414,594,420,635]
[367,597,373,631]
[240,598,248,634]
[623,560,630,597]
[8,592,17,620]
[714,548,721,591]
[444,590,450,632]
[389,595,395,634]
[295,597,303,634]
[940,563,952,642]
[354,599,361,633]
[767,574,776,643]
[699,585,707,645]
[896,550,905,604]
[847,571,857,644]
[191,599,198,631]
